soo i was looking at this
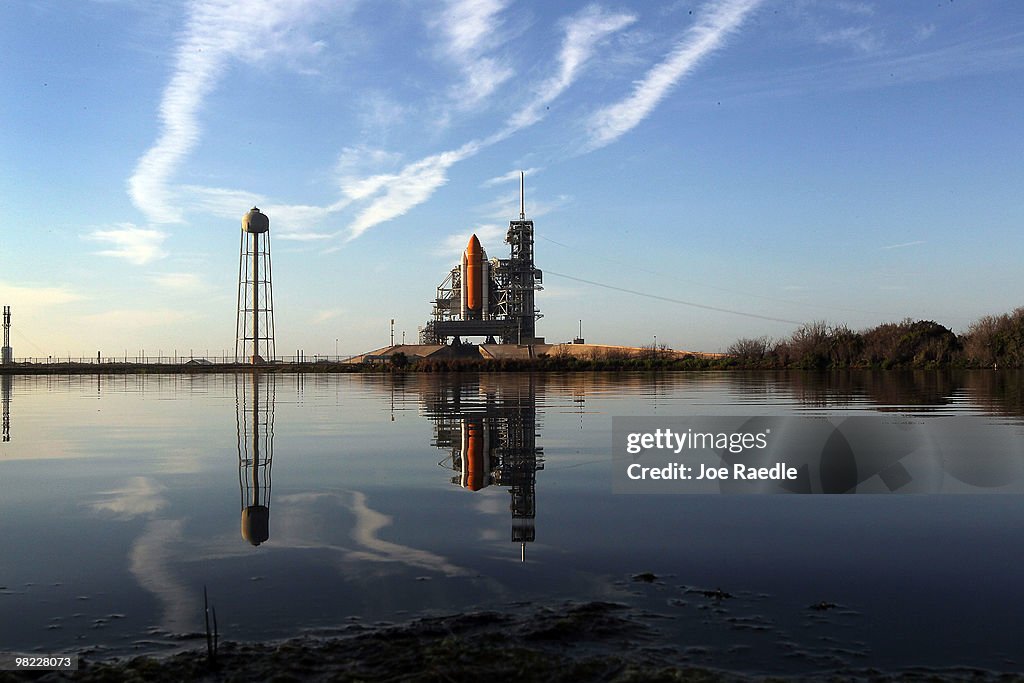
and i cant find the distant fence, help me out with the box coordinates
[5,354,357,366]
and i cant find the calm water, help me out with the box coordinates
[0,371,1022,675]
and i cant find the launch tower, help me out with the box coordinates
[420,173,543,344]
[502,175,540,343]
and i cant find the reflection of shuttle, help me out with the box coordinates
[426,377,543,561]
[459,235,489,320]
[460,419,491,491]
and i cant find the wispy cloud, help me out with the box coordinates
[340,5,636,241]
[508,5,636,130]
[437,224,506,256]
[479,193,570,222]
[88,224,167,264]
[313,308,343,323]
[275,230,336,242]
[816,25,881,53]
[83,308,189,327]
[91,477,168,518]
[150,2,734,246]
[482,167,541,187]
[346,140,481,240]
[440,0,506,56]
[262,203,337,237]
[128,0,327,224]
[698,29,1024,102]
[882,240,926,250]
[435,0,513,109]
[356,91,408,139]
[345,491,467,576]
[255,491,469,576]
[915,24,936,42]
[180,186,340,239]
[0,281,84,306]
[587,0,762,150]
[149,272,206,291]
[180,185,266,221]
[836,1,875,17]
[128,519,194,632]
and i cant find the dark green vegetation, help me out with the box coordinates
[408,350,726,373]
[728,308,1024,370]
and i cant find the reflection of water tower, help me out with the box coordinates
[236,372,276,546]
[2,306,10,442]
[2,375,10,442]
[235,208,275,364]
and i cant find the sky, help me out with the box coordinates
[2,0,1023,359]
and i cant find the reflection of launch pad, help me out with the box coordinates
[420,175,543,345]
[424,378,544,560]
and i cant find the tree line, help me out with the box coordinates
[727,307,1024,369]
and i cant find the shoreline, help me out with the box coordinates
[6,601,1015,682]
[2,360,1014,376]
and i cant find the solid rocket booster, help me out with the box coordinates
[460,234,488,320]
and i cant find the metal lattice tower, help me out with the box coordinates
[503,173,541,343]
[235,208,276,364]
[237,372,275,546]
[2,306,11,364]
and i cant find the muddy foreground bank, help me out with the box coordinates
[3,601,1014,682]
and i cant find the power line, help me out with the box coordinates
[545,271,805,325]
[537,233,888,318]
[10,326,47,354]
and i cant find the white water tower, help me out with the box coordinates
[235,208,276,364]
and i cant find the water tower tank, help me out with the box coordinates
[241,504,270,546]
[242,207,270,234]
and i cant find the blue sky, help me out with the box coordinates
[2,0,1022,358]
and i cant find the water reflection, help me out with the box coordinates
[962,370,1024,417]
[423,376,544,561]
[2,370,1024,670]
[747,369,1024,415]
[236,372,275,546]
[2,374,10,442]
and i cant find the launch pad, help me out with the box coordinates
[420,174,544,345]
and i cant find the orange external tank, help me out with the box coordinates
[464,420,485,491]
[465,234,482,313]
